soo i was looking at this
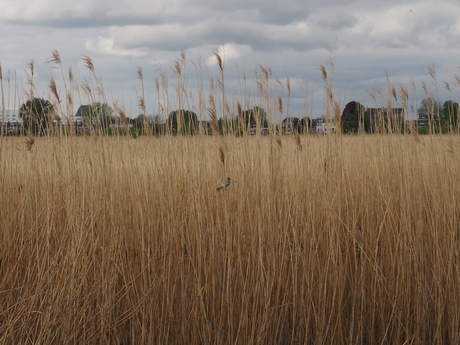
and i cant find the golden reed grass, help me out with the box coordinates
[0,134,459,344]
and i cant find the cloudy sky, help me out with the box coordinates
[1,0,459,120]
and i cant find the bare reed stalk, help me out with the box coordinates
[172,50,189,135]
[214,49,231,134]
[256,65,272,133]
[46,49,70,136]
[192,57,207,135]
[0,64,5,139]
[320,57,336,132]
[81,55,109,135]
[428,63,441,130]
[136,66,150,136]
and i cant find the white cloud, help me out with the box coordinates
[206,43,251,67]
[86,36,149,58]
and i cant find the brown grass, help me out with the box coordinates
[0,134,459,344]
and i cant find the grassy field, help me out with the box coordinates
[0,133,459,344]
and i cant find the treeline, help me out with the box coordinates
[340,98,459,134]
[6,96,460,137]
[5,98,275,137]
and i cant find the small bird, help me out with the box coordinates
[216,177,230,191]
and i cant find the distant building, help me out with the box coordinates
[0,110,23,135]
[313,118,335,134]
[281,117,304,134]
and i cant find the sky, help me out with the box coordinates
[1,0,459,121]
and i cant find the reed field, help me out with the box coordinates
[1,50,460,343]
[0,133,459,344]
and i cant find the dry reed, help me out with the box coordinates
[0,134,459,344]
[1,49,460,344]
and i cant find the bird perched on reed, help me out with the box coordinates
[216,177,230,191]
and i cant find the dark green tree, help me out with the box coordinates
[301,117,312,132]
[442,100,459,131]
[238,106,268,130]
[418,97,442,133]
[19,98,53,135]
[133,114,150,134]
[341,101,366,133]
[82,102,114,133]
[167,109,198,135]
[418,97,442,118]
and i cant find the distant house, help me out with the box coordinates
[312,118,335,134]
[416,114,429,129]
[249,122,269,135]
[73,105,92,133]
[281,117,303,134]
[0,110,23,135]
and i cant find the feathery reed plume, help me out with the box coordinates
[277,96,283,114]
[137,66,147,121]
[66,91,72,107]
[47,49,62,66]
[319,64,327,81]
[368,89,377,104]
[25,60,35,99]
[49,77,60,102]
[421,80,428,95]
[259,65,271,81]
[399,84,408,104]
[138,96,145,110]
[213,49,223,72]
[113,100,128,126]
[68,66,74,83]
[444,81,451,92]
[391,87,397,102]
[399,84,409,125]
[454,74,460,87]
[82,56,95,75]
[174,60,181,76]
[428,63,436,81]
[80,82,92,99]
[137,66,143,80]
[319,60,335,122]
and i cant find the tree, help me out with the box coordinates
[418,97,442,133]
[442,100,459,132]
[341,101,366,133]
[238,106,268,130]
[133,114,149,134]
[167,109,198,135]
[301,117,312,132]
[418,97,442,118]
[19,98,54,135]
[82,102,114,133]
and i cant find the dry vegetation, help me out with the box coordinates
[0,133,459,344]
[1,50,460,344]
